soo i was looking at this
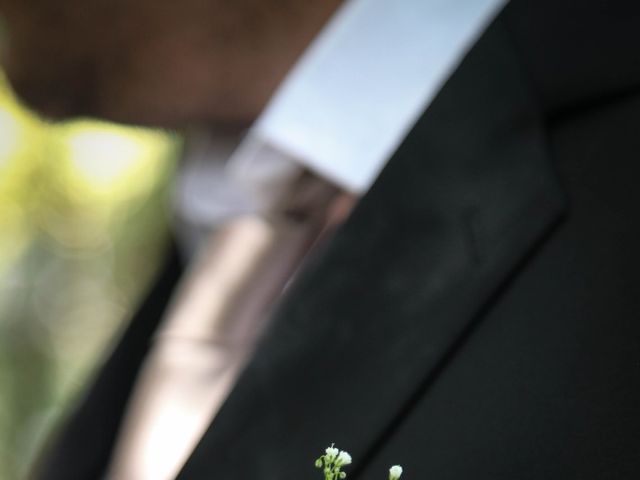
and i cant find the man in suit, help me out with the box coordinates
[2,0,640,478]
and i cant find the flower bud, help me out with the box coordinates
[389,465,403,480]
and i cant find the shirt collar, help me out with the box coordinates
[232,0,508,193]
[175,0,508,256]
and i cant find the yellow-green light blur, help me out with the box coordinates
[0,71,180,479]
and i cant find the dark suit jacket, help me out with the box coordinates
[33,0,640,478]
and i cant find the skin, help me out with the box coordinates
[0,0,342,128]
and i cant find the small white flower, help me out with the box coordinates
[389,465,403,480]
[325,445,339,460]
[336,450,352,466]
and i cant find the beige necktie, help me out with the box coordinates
[106,171,354,480]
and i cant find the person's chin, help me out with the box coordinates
[93,103,205,130]
[99,102,258,131]
[12,84,256,130]
[24,96,178,129]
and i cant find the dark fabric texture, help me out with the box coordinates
[33,0,640,478]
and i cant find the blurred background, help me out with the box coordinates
[0,71,181,478]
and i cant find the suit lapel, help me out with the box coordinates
[179,15,566,480]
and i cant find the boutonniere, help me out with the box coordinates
[315,444,403,480]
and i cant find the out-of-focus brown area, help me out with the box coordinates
[0,70,180,479]
[0,0,342,127]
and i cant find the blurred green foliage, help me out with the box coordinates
[0,71,181,479]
